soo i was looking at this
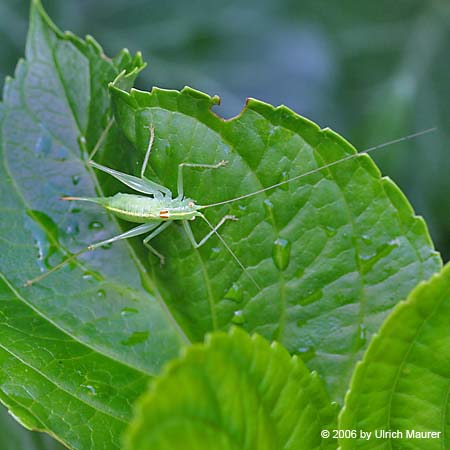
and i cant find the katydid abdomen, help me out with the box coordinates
[103,194,167,223]
[63,193,200,223]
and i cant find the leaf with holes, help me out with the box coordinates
[108,79,441,402]
[125,327,338,450]
[339,262,450,449]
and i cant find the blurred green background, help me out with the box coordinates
[0,0,449,447]
[2,0,449,257]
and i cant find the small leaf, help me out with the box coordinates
[339,262,450,449]
[125,327,338,450]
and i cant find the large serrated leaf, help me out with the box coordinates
[125,327,338,450]
[108,82,441,401]
[339,262,450,449]
[0,1,185,448]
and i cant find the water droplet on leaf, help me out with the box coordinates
[24,210,60,271]
[77,135,87,149]
[296,346,316,363]
[89,221,104,230]
[231,309,246,325]
[65,222,79,236]
[324,225,337,237]
[81,384,96,396]
[301,289,323,305]
[360,239,400,274]
[263,199,274,218]
[121,307,139,316]
[82,270,103,282]
[81,381,114,399]
[278,171,289,191]
[55,146,69,161]
[210,247,221,260]
[272,238,291,271]
[355,324,367,350]
[34,135,52,156]
[224,283,243,303]
[121,331,149,346]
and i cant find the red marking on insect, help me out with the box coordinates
[159,210,170,219]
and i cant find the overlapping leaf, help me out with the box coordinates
[340,262,450,449]
[125,327,337,450]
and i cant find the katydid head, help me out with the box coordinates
[160,197,203,221]
[189,200,200,221]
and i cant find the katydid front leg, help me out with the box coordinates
[177,160,228,199]
[183,215,260,290]
[182,215,238,249]
[143,221,172,266]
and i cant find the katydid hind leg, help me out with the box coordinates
[87,222,161,250]
[25,222,160,287]
[89,160,172,197]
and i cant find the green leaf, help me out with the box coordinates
[0,1,186,448]
[339,262,450,449]
[0,405,65,450]
[109,81,441,401]
[1,2,443,447]
[125,327,338,450]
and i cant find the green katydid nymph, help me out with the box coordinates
[24,122,435,288]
